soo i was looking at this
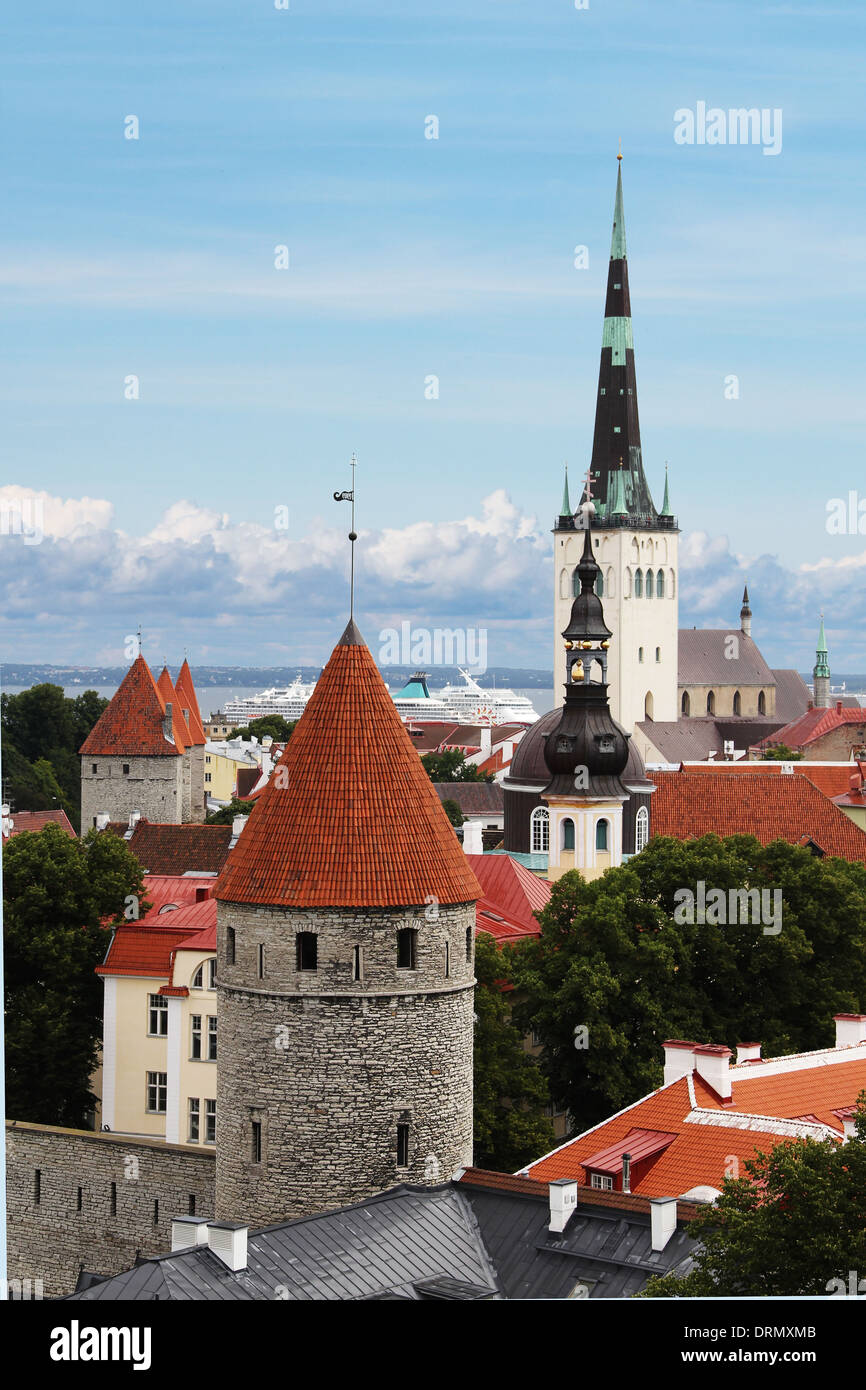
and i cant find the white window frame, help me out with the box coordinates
[635,806,649,854]
[190,1014,202,1061]
[590,1172,613,1191]
[204,1099,216,1144]
[147,993,168,1037]
[207,1015,217,1062]
[207,958,217,990]
[530,806,549,853]
[146,1071,167,1114]
[188,1097,200,1143]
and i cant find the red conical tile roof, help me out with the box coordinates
[215,621,482,908]
[156,667,189,754]
[79,656,183,757]
[175,659,206,746]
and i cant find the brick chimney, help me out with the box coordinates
[693,1044,732,1101]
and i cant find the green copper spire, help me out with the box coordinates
[560,465,572,518]
[609,464,628,517]
[659,463,672,517]
[815,615,830,679]
[610,155,627,261]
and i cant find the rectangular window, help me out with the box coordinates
[207,1015,217,1061]
[91,764,97,774]
[188,1097,200,1142]
[352,945,362,981]
[251,1121,262,1165]
[226,926,236,966]
[296,932,318,971]
[590,1173,613,1191]
[205,773,212,784]
[122,763,130,775]
[257,943,265,979]
[153,1200,159,1226]
[110,1182,117,1216]
[466,925,473,961]
[148,993,168,1036]
[146,1071,167,1113]
[205,1099,216,1144]
[396,1121,410,1168]
[444,941,450,978]
[34,1170,41,1205]
[76,1187,82,1212]
[188,1194,196,1216]
[207,958,217,990]
[397,928,417,970]
[190,1015,202,1060]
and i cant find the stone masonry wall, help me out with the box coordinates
[81,754,183,830]
[6,1122,215,1297]
[215,899,476,1226]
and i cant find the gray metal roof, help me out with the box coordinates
[433,783,504,816]
[64,1177,696,1302]
[639,717,784,765]
[678,630,776,687]
[769,669,812,726]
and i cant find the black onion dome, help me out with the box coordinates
[508,708,649,791]
[563,523,612,645]
[542,683,630,796]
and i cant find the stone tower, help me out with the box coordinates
[554,157,679,734]
[813,615,831,709]
[544,506,633,882]
[213,618,481,1227]
[79,655,186,829]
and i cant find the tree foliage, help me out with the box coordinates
[641,1101,866,1297]
[473,932,555,1172]
[205,797,255,825]
[510,835,866,1133]
[226,715,296,743]
[421,748,493,783]
[441,798,465,827]
[4,824,147,1127]
[1,684,108,831]
[762,743,803,761]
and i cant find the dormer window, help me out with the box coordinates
[590,1173,613,1191]
[597,735,615,754]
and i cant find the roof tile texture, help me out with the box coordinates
[79,656,182,757]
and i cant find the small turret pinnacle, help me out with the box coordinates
[560,464,572,518]
[659,463,672,517]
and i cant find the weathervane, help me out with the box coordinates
[333,453,357,619]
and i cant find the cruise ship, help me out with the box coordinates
[223,669,540,727]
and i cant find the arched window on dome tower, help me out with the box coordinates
[562,818,575,851]
[635,806,649,853]
[595,819,609,851]
[530,806,549,853]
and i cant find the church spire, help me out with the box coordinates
[660,463,672,517]
[560,464,572,520]
[813,614,831,708]
[587,156,659,525]
[740,584,752,638]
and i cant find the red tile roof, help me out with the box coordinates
[79,656,183,757]
[98,898,217,979]
[525,1043,866,1197]
[466,853,550,934]
[680,760,859,800]
[2,809,76,840]
[754,704,866,753]
[215,622,482,908]
[457,1166,702,1220]
[156,667,189,754]
[651,770,866,862]
[114,822,232,876]
[175,659,207,746]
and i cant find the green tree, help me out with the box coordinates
[1,683,108,832]
[205,797,254,826]
[511,835,866,1134]
[641,1099,866,1297]
[226,716,296,743]
[421,749,493,783]
[473,932,555,1172]
[762,743,803,761]
[4,824,147,1127]
[441,798,465,827]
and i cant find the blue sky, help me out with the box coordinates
[2,0,866,672]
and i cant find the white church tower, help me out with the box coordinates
[554,156,679,736]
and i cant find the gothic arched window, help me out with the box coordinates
[682,691,691,716]
[530,806,549,853]
[758,690,766,715]
[635,806,649,853]
[644,691,654,720]
[595,819,609,851]
[595,572,604,598]
[656,571,664,598]
[733,690,742,715]
[634,569,643,598]
[645,568,654,598]
[562,818,575,851]
[707,690,716,715]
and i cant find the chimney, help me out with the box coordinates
[650,1197,677,1252]
[195,885,209,903]
[463,819,483,855]
[736,1041,761,1065]
[840,1114,857,1140]
[206,1221,248,1271]
[231,814,248,840]
[95,813,110,832]
[837,700,843,715]
[834,1014,866,1048]
[548,1178,578,1234]
[693,1044,732,1101]
[163,701,174,740]
[621,1152,631,1194]
[662,1040,697,1085]
[170,1215,210,1252]
[207,1217,248,1273]
[480,727,492,759]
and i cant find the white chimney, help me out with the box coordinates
[128,810,141,831]
[736,1041,762,1065]
[480,727,492,758]
[693,1045,732,1101]
[95,813,110,832]
[650,1197,677,1252]
[231,814,248,840]
[171,1216,210,1252]
[662,1040,697,1085]
[463,820,483,855]
[622,1152,631,1194]
[834,1014,866,1048]
[548,1178,578,1234]
[206,1221,248,1271]
[840,1114,857,1140]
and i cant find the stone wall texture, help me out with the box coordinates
[81,754,184,829]
[6,1121,215,1297]
[215,899,476,1226]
